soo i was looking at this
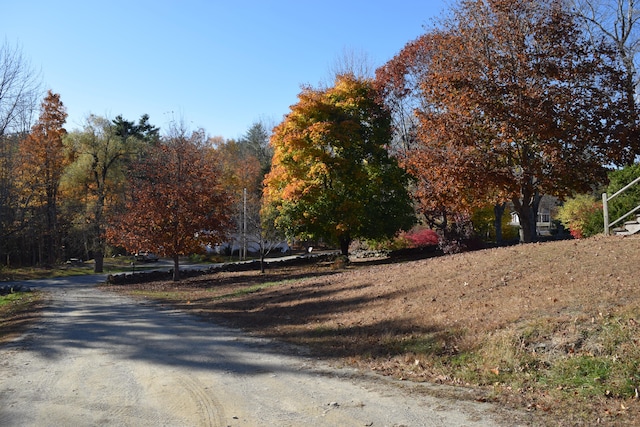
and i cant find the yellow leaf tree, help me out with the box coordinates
[263,74,415,255]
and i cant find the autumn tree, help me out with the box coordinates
[237,122,282,264]
[0,41,41,264]
[213,136,263,259]
[375,31,479,240]
[213,125,284,269]
[16,91,69,264]
[107,123,232,281]
[377,0,629,243]
[263,73,415,256]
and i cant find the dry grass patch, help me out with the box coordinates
[0,291,45,344]
[104,235,640,426]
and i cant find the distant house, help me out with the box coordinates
[509,195,559,236]
[207,232,289,256]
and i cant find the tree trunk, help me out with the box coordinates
[516,195,541,244]
[493,203,505,245]
[92,188,105,273]
[172,254,180,281]
[339,234,351,257]
[92,230,104,273]
[46,190,58,266]
[94,248,104,273]
[514,186,541,244]
[259,247,266,274]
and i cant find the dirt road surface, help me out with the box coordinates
[0,275,517,426]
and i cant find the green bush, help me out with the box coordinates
[471,205,519,242]
[557,194,603,238]
[606,163,640,224]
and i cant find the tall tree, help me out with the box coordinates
[377,0,629,243]
[572,0,640,163]
[64,115,140,272]
[0,40,41,138]
[17,91,68,264]
[239,121,272,177]
[263,73,415,256]
[214,131,285,269]
[112,114,160,144]
[0,41,41,263]
[0,132,19,264]
[107,123,232,281]
[213,136,263,259]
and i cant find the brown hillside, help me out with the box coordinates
[106,234,640,426]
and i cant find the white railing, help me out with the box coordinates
[602,175,640,235]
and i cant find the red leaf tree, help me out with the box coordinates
[107,123,232,280]
[376,0,631,243]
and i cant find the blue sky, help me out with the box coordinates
[5,1,448,139]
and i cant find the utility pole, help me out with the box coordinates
[242,187,247,260]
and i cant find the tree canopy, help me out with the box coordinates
[64,115,142,272]
[572,0,640,164]
[376,0,631,243]
[107,123,232,280]
[112,114,160,144]
[17,91,68,264]
[264,74,415,255]
[0,40,41,137]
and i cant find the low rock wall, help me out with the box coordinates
[106,253,340,285]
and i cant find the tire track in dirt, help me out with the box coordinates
[176,374,225,427]
[0,275,524,426]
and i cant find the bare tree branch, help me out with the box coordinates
[0,40,42,137]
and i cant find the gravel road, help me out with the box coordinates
[0,275,518,426]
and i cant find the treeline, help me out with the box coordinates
[3,0,640,270]
[0,88,271,271]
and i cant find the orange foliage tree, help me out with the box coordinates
[376,0,630,243]
[107,123,232,280]
[263,74,415,255]
[17,90,68,264]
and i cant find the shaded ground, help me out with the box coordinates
[0,291,46,345]
[0,271,515,426]
[104,235,640,426]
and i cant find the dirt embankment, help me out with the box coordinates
[105,235,640,426]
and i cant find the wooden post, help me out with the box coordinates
[602,192,609,235]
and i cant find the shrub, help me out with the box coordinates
[471,205,520,243]
[557,194,603,238]
[360,236,408,252]
[404,227,439,247]
[439,214,475,254]
[362,227,440,253]
[606,164,640,224]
